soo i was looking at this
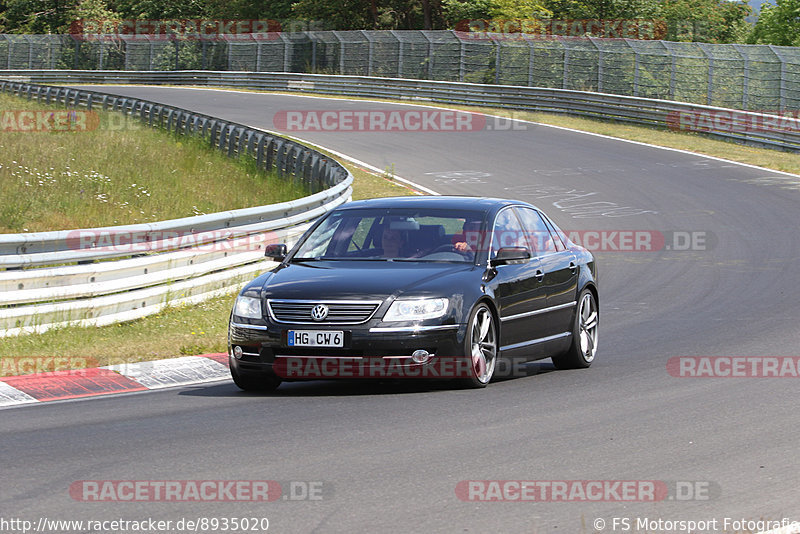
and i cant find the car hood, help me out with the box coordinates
[260,261,475,300]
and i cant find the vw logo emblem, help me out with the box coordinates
[310,304,329,321]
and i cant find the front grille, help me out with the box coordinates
[267,299,382,325]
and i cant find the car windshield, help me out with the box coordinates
[292,208,485,263]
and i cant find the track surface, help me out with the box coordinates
[3,86,800,532]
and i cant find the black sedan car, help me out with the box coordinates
[228,196,598,390]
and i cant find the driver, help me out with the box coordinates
[380,226,406,258]
[453,220,483,253]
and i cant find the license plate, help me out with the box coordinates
[287,330,344,347]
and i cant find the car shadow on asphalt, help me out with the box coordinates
[179,360,558,397]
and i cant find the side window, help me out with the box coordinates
[491,208,528,258]
[540,213,567,252]
[515,208,558,256]
[347,217,377,251]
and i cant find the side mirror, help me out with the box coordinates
[493,246,531,265]
[264,243,288,261]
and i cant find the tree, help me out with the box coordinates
[749,0,800,46]
[660,0,751,43]
[442,0,493,27]
[3,0,76,33]
[488,0,550,19]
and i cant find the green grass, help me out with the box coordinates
[0,92,305,233]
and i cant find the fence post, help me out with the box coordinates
[421,31,434,79]
[561,37,570,90]
[495,38,501,84]
[73,35,81,69]
[768,45,786,113]
[149,36,155,70]
[590,38,603,93]
[669,47,676,101]
[363,31,374,76]
[310,32,317,72]
[331,31,344,74]
[733,44,749,110]
[459,35,465,82]
[390,30,403,78]
[633,48,640,97]
[281,33,291,72]
[527,37,535,87]
[698,43,714,106]
[23,35,32,68]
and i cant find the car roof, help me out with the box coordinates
[338,196,538,212]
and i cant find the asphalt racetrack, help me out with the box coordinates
[2,86,799,533]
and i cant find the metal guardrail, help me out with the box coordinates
[2,70,797,151]
[0,79,353,336]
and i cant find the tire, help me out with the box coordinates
[458,303,498,388]
[230,364,282,392]
[552,288,598,370]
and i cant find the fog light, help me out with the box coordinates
[412,350,431,363]
[233,346,243,360]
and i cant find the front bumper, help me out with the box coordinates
[228,319,469,380]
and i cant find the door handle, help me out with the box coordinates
[569,261,577,273]
[535,269,544,281]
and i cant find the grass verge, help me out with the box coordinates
[0,92,305,232]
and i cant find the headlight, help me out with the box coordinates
[233,296,262,319]
[383,298,449,322]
